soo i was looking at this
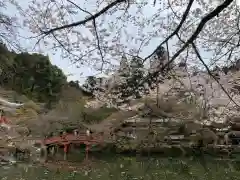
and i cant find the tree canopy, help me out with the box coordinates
[22,0,239,69]
[0,0,20,50]
[1,0,240,106]
[0,43,67,104]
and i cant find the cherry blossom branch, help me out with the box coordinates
[129,0,234,102]
[176,32,240,109]
[42,0,126,35]
[159,0,234,72]
[66,0,105,71]
[176,29,240,107]
[192,42,240,107]
[144,0,195,60]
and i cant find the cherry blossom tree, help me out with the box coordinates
[0,0,21,50]
[21,0,240,104]
[82,76,97,93]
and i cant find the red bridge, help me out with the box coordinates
[40,132,105,161]
[42,132,104,146]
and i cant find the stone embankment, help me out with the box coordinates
[107,115,240,157]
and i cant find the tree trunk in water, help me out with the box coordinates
[156,81,159,107]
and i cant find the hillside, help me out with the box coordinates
[0,43,118,140]
[84,53,240,127]
[2,41,240,150]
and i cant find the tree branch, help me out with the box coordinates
[144,0,195,60]
[192,42,240,108]
[160,0,234,72]
[176,33,239,107]
[133,0,234,104]
[66,0,105,71]
[42,0,126,35]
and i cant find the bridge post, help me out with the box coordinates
[49,146,56,156]
[56,145,59,153]
[63,143,69,161]
[39,144,48,163]
[85,142,89,161]
[100,132,104,146]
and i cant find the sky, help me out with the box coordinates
[10,0,198,83]
[5,0,167,84]
[4,0,240,84]
[11,0,94,83]
[5,0,101,83]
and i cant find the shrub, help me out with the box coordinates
[83,106,118,124]
[14,107,38,122]
[23,100,41,112]
[141,96,201,120]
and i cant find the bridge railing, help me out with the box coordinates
[42,132,104,146]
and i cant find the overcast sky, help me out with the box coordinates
[5,0,167,84]
[5,0,240,84]
[5,1,93,83]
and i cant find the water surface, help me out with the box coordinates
[1,155,240,180]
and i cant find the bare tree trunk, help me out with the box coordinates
[156,77,159,107]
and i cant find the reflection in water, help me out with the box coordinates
[1,156,240,180]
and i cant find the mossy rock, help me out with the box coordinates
[23,101,41,112]
[15,108,24,116]
[15,126,30,136]
[14,108,38,122]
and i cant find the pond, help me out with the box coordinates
[1,154,240,180]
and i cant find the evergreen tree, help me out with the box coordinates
[148,46,169,89]
[0,45,67,103]
[82,76,97,93]
[127,57,145,99]
[113,56,145,105]
[118,54,130,77]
